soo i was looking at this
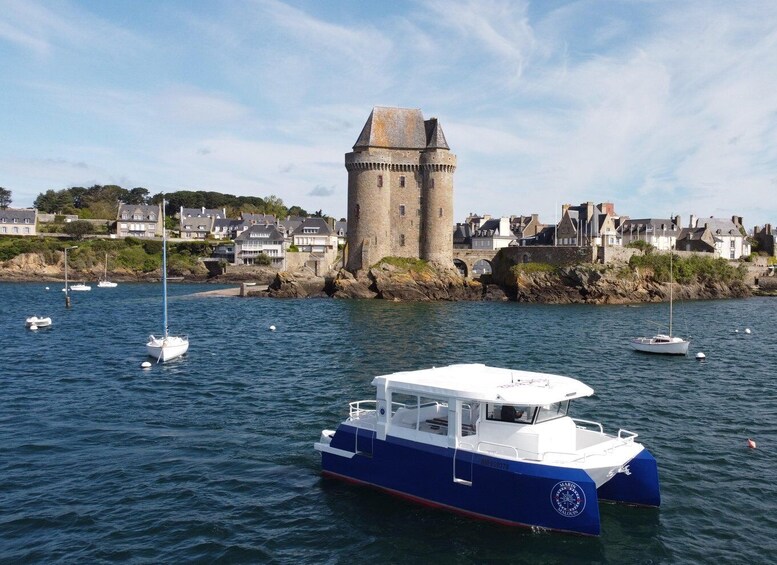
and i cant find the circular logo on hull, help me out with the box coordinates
[551,481,586,518]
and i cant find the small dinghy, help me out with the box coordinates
[26,316,52,328]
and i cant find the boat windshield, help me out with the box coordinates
[486,404,536,424]
[535,400,570,424]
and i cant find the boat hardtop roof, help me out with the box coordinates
[371,364,594,406]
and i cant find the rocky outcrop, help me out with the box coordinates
[507,265,750,304]
[258,262,495,301]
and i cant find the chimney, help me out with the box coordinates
[673,215,681,229]
[201,207,205,214]
[689,214,697,228]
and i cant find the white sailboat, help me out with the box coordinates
[97,252,118,288]
[631,251,690,355]
[146,201,189,363]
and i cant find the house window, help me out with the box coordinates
[400,234,405,246]
[122,213,128,220]
[399,205,405,216]
[399,176,405,188]
[24,218,30,224]
[377,175,383,188]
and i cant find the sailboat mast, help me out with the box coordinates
[162,199,169,339]
[669,250,673,337]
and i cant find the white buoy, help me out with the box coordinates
[29,324,38,331]
[734,329,739,333]
[745,328,751,334]
[45,286,49,290]
[695,352,706,360]
[269,325,276,331]
[141,361,152,369]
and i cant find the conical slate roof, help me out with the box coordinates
[353,107,450,150]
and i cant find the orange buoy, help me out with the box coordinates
[747,438,757,449]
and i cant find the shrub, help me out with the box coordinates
[626,240,655,253]
[254,253,272,266]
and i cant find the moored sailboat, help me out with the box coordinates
[146,200,188,362]
[631,251,689,355]
[97,252,118,288]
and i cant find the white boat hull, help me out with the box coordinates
[630,335,689,355]
[97,281,118,288]
[146,335,189,362]
[64,284,91,292]
[26,316,52,328]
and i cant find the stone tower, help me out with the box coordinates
[345,107,456,273]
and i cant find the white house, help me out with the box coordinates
[291,218,338,254]
[233,224,285,267]
[619,217,682,251]
[471,217,514,250]
[690,215,750,260]
[0,208,37,236]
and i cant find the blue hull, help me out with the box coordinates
[322,425,660,536]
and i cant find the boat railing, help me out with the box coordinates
[572,418,604,434]
[348,400,377,420]
[617,428,638,441]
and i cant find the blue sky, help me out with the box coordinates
[2,0,776,227]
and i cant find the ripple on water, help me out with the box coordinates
[2,284,777,562]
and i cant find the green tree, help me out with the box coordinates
[34,189,72,213]
[62,220,94,240]
[126,187,150,205]
[0,187,11,209]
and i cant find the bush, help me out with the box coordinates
[62,220,94,240]
[254,253,272,266]
[626,240,655,253]
[287,244,299,252]
[629,252,745,284]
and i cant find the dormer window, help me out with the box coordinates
[149,214,156,221]
[122,213,129,220]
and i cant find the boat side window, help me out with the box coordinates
[535,400,569,424]
[390,392,419,430]
[486,404,535,424]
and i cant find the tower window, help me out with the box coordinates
[400,234,405,246]
[356,204,360,220]
[429,178,435,189]
[399,176,406,188]
[399,205,405,216]
[439,207,443,217]
[377,175,383,188]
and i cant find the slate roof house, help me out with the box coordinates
[453,223,473,249]
[471,217,514,250]
[619,216,681,251]
[0,208,37,236]
[557,202,621,247]
[234,224,285,267]
[117,203,163,238]
[510,214,544,241]
[675,226,716,253]
[690,215,750,259]
[180,207,227,239]
[292,217,337,254]
[753,224,776,257]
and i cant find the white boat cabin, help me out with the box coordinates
[345,364,637,470]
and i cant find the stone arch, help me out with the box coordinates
[453,258,468,277]
[522,253,530,263]
[472,259,493,276]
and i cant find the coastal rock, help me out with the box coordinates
[507,265,750,304]
[266,271,328,298]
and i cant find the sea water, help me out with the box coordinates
[2,282,776,563]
